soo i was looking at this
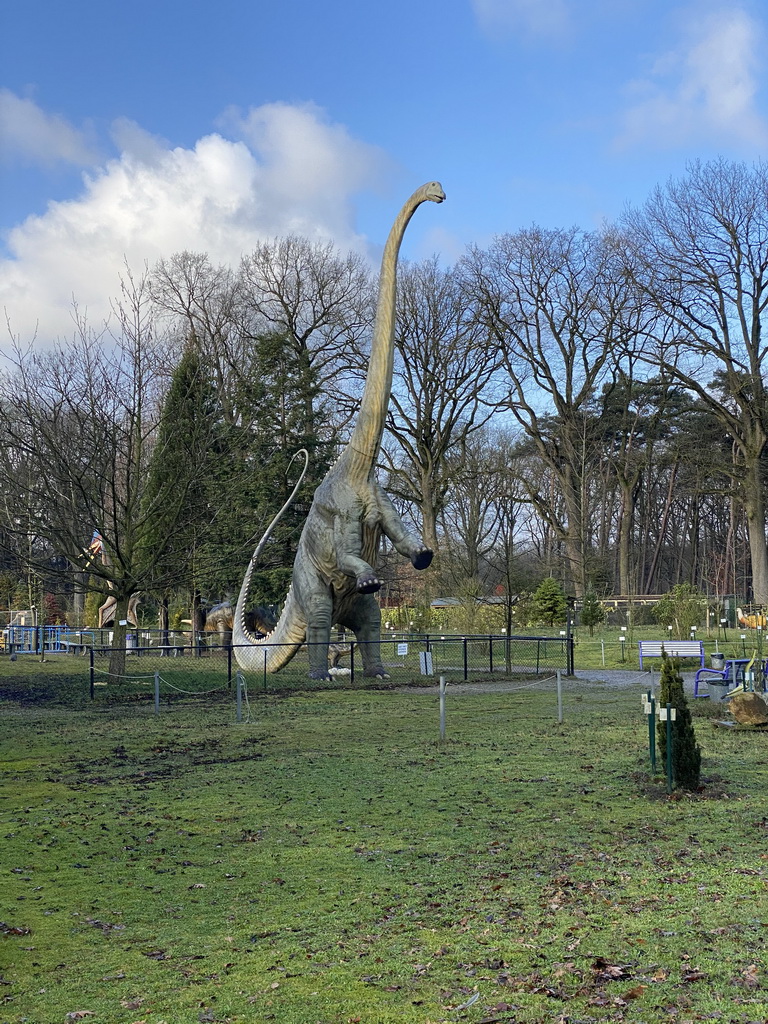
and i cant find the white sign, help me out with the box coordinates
[397,642,409,656]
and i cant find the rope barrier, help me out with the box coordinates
[157,676,229,696]
[92,667,156,682]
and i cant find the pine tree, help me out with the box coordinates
[657,652,701,790]
[532,577,567,626]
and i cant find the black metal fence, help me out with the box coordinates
[63,632,572,697]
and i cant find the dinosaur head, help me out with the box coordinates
[420,181,446,204]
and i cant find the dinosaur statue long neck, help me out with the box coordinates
[339,182,445,483]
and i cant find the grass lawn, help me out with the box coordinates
[1,669,767,1023]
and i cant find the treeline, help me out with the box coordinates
[1,158,767,633]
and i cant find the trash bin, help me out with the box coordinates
[126,632,136,649]
[710,653,725,670]
[708,681,730,701]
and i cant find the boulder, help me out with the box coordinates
[729,692,768,726]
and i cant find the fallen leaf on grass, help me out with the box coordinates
[681,968,706,983]
[734,964,760,989]
[121,998,144,1009]
[0,922,30,936]
[621,984,646,1000]
[590,957,632,982]
[65,1014,96,1021]
[86,917,124,933]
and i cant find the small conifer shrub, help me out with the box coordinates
[658,651,702,790]
[580,586,605,636]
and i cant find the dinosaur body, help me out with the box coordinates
[737,607,767,629]
[234,181,445,678]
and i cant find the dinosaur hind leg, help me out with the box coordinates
[305,590,334,679]
[337,595,389,679]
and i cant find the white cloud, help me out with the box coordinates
[0,89,98,166]
[471,0,571,39]
[614,6,768,150]
[0,102,391,343]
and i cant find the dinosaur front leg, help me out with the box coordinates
[376,486,433,570]
[338,595,390,679]
[333,513,381,593]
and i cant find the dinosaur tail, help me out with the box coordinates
[233,450,309,673]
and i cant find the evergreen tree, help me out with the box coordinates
[532,577,568,626]
[657,652,701,790]
[141,332,337,616]
[580,585,604,636]
[138,344,221,595]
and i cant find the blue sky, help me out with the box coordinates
[1,0,767,342]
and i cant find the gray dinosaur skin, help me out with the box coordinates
[234,181,445,679]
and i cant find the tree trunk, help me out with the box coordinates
[108,594,130,680]
[158,596,169,647]
[617,485,633,596]
[744,460,768,604]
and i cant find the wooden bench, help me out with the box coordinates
[638,640,705,670]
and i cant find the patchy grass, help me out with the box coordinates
[1,677,768,1023]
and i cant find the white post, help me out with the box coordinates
[556,669,563,724]
[439,675,446,742]
[154,671,160,714]
[236,671,243,722]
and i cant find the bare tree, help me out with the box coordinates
[381,258,502,555]
[622,159,768,603]
[0,270,208,675]
[238,236,373,430]
[439,426,529,636]
[463,227,638,596]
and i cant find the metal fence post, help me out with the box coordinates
[557,670,563,723]
[227,645,233,689]
[489,635,493,674]
[463,637,468,681]
[89,647,95,700]
[236,670,243,722]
